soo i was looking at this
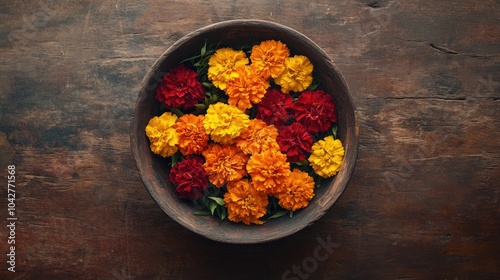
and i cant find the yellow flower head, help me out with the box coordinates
[173,114,209,155]
[202,144,249,187]
[246,149,291,195]
[226,65,270,110]
[145,112,178,157]
[308,136,345,178]
[203,102,251,145]
[250,40,290,79]
[224,179,269,225]
[276,169,315,211]
[208,48,249,90]
[236,119,280,155]
[274,55,313,94]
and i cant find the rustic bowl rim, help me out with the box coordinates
[131,19,359,244]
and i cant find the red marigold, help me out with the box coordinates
[293,90,337,133]
[277,122,313,162]
[169,156,208,200]
[255,88,294,129]
[155,64,205,110]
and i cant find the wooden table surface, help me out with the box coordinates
[1,0,499,279]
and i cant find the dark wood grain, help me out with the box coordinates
[0,0,499,279]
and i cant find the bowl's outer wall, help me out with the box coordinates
[131,20,359,244]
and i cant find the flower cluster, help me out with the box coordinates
[145,40,345,225]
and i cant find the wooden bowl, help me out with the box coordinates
[131,19,359,244]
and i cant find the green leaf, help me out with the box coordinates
[208,196,226,206]
[195,103,206,110]
[220,207,227,221]
[170,108,184,117]
[202,82,213,88]
[170,152,184,168]
[268,210,288,220]
[289,210,294,218]
[294,160,309,166]
[209,201,217,215]
[193,211,211,216]
[200,40,207,56]
[331,125,338,139]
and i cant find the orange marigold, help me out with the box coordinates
[202,144,249,187]
[173,114,209,155]
[224,179,269,225]
[236,119,280,155]
[250,40,290,79]
[226,65,270,110]
[246,149,291,195]
[275,169,315,211]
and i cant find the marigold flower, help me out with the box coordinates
[277,122,313,162]
[226,65,270,110]
[203,102,250,144]
[276,169,315,211]
[250,40,290,79]
[274,55,313,93]
[294,90,336,133]
[208,48,249,90]
[202,144,249,187]
[308,136,345,178]
[155,64,205,110]
[169,157,208,200]
[246,149,291,195]
[224,179,269,225]
[145,112,178,157]
[236,119,280,155]
[255,88,294,129]
[173,114,209,155]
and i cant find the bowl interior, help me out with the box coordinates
[131,20,358,244]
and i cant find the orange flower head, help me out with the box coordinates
[173,114,209,155]
[250,40,290,79]
[276,169,315,211]
[224,179,269,225]
[226,65,270,110]
[202,144,249,187]
[236,119,280,155]
[246,149,291,195]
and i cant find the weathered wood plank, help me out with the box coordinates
[0,0,498,279]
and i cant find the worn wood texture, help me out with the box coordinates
[0,0,499,279]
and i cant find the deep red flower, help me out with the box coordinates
[155,64,205,110]
[277,122,313,162]
[255,88,294,129]
[169,156,208,200]
[293,90,336,133]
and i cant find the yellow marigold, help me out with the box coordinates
[274,55,313,94]
[208,47,249,90]
[236,119,280,155]
[246,149,291,195]
[173,114,209,155]
[145,112,178,157]
[250,40,290,79]
[308,136,345,178]
[276,169,315,211]
[224,179,269,225]
[202,144,249,187]
[226,65,270,110]
[203,102,250,145]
